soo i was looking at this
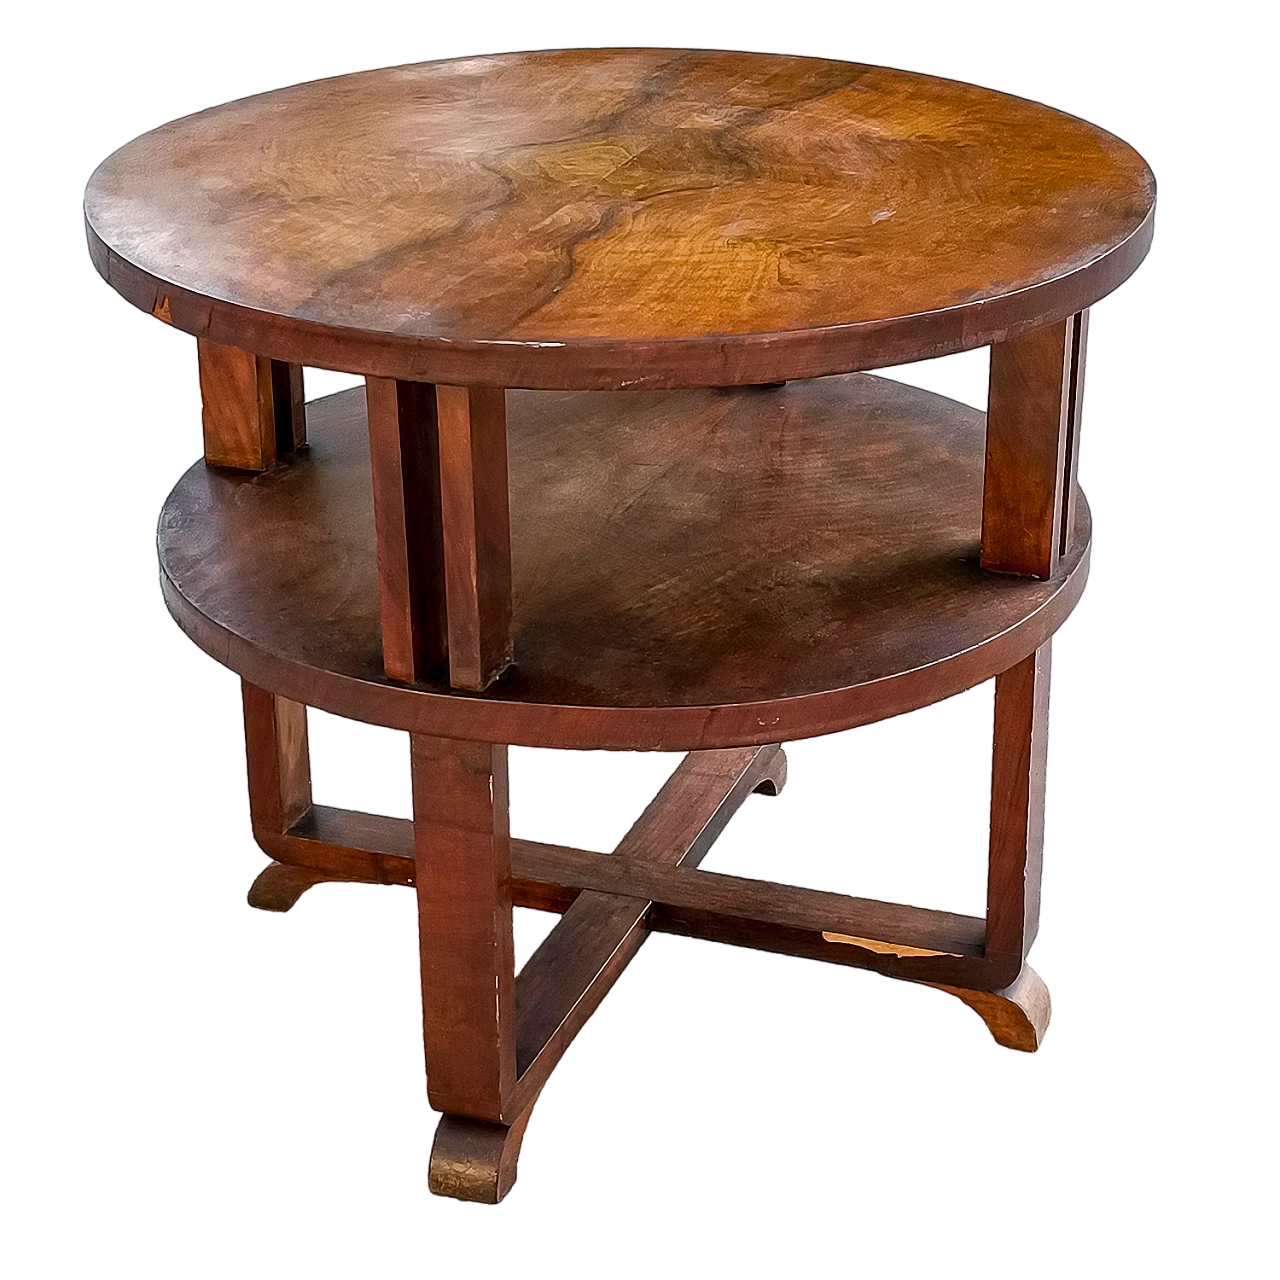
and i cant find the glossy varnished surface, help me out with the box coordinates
[158,377,1089,748]
[88,49,1154,388]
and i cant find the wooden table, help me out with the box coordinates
[85,49,1155,1202]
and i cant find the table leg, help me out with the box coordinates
[366,378,512,690]
[917,646,1053,1050]
[240,682,321,911]
[982,311,1088,577]
[410,733,522,1199]
[197,337,305,471]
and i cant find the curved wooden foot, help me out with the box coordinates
[753,746,788,796]
[247,862,332,912]
[428,1108,535,1204]
[929,965,1052,1052]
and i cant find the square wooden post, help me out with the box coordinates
[241,680,312,836]
[197,337,306,471]
[985,644,1051,988]
[410,734,516,1123]
[982,311,1088,577]
[366,380,512,691]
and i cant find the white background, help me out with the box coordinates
[3,2,1275,1276]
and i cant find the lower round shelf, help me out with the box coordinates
[158,375,1088,750]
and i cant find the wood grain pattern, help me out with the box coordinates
[509,745,785,1114]
[241,792,991,990]
[516,841,981,961]
[365,378,446,681]
[985,645,1052,987]
[86,50,1155,389]
[982,314,1087,578]
[241,681,311,834]
[197,338,304,470]
[435,385,513,690]
[416,745,786,1198]
[157,377,1090,750]
[197,338,274,471]
[410,736,515,1122]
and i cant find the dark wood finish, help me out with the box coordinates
[273,360,307,453]
[232,703,1053,1203]
[982,313,1088,578]
[246,862,329,912]
[365,378,446,682]
[509,746,785,1115]
[365,380,512,689]
[89,54,1153,1204]
[524,837,972,947]
[435,385,513,691]
[429,1108,536,1205]
[86,50,1154,390]
[421,744,785,1195]
[985,645,1052,988]
[197,338,304,470]
[410,736,515,1123]
[158,377,1090,751]
[240,757,998,988]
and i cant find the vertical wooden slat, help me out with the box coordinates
[365,380,513,690]
[241,680,312,834]
[985,645,1051,986]
[436,385,513,691]
[197,337,304,471]
[1059,309,1089,558]
[199,338,275,470]
[271,360,307,454]
[982,314,1087,578]
[411,734,516,1123]
[365,378,447,682]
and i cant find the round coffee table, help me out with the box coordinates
[85,48,1155,1203]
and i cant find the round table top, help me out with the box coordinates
[86,48,1155,389]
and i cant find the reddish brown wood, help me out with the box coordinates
[86,51,1154,390]
[240,797,987,986]
[653,910,981,987]
[509,745,786,1114]
[982,314,1088,578]
[197,338,304,470]
[364,380,511,689]
[198,338,274,470]
[435,385,513,691]
[985,645,1052,988]
[410,735,515,1123]
[418,744,787,1196]
[241,681,311,835]
[88,54,1155,1204]
[365,378,446,682]
[157,377,1090,751]
[515,840,983,963]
